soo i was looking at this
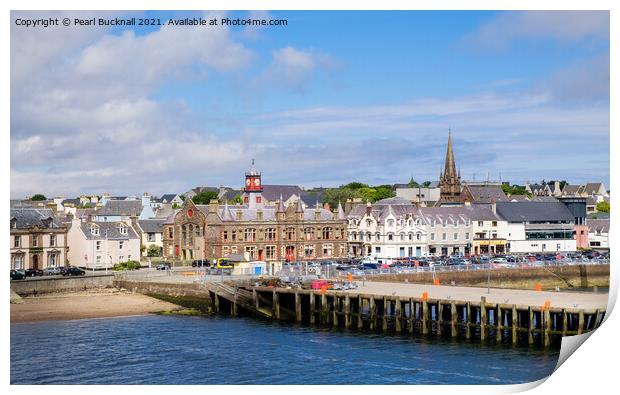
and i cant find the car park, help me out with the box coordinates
[10,270,26,280]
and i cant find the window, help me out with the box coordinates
[285,227,295,241]
[400,233,405,241]
[11,254,23,270]
[416,232,421,241]
[430,233,435,241]
[14,236,20,248]
[168,227,173,238]
[245,246,257,260]
[266,228,276,241]
[244,228,256,242]
[465,232,470,240]
[231,230,237,241]
[119,225,127,235]
[223,246,230,256]
[442,233,447,241]
[304,245,314,258]
[387,219,394,227]
[478,221,484,227]
[322,244,333,257]
[50,234,56,247]
[388,233,393,241]
[119,241,124,250]
[231,246,238,254]
[322,227,333,240]
[492,221,498,227]
[375,232,380,241]
[11,219,17,229]
[96,256,101,264]
[256,196,262,204]
[408,233,413,241]
[96,241,102,251]
[453,233,458,241]
[257,211,263,220]
[304,227,315,241]
[32,236,38,247]
[119,256,124,262]
[147,233,156,242]
[442,220,447,227]
[266,246,276,259]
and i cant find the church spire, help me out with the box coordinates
[443,129,457,181]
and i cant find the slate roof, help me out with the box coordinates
[562,185,582,195]
[583,183,604,195]
[195,202,336,222]
[464,185,507,203]
[10,208,64,229]
[261,185,303,202]
[220,189,241,201]
[96,200,143,216]
[80,221,139,240]
[300,190,325,207]
[495,201,574,222]
[159,194,178,203]
[587,219,609,234]
[138,219,165,233]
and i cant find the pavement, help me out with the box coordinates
[343,281,609,310]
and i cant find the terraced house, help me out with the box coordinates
[162,167,348,263]
[10,208,69,270]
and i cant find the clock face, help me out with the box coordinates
[254,178,260,186]
[246,179,251,186]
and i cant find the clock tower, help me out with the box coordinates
[243,159,264,208]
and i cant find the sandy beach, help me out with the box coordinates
[10,289,183,324]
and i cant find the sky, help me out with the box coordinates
[10,10,610,198]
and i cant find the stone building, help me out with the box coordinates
[162,167,348,263]
[10,208,69,270]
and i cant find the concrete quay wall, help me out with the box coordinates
[11,274,114,296]
[366,265,610,290]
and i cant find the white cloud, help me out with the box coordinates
[464,11,609,50]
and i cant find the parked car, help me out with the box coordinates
[360,263,379,270]
[490,257,507,264]
[10,270,26,280]
[43,267,62,276]
[25,268,44,277]
[62,267,85,276]
[156,262,171,270]
[191,259,210,267]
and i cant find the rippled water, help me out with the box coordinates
[11,315,559,385]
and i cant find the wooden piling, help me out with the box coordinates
[465,303,471,339]
[528,307,534,345]
[382,297,389,332]
[543,308,551,347]
[480,297,487,341]
[422,299,429,335]
[578,311,585,335]
[309,292,316,325]
[450,302,457,337]
[345,295,351,329]
[409,298,415,334]
[321,293,327,325]
[512,305,518,345]
[369,296,376,331]
[273,289,280,320]
[253,289,259,311]
[496,305,502,343]
[437,302,443,336]
[295,291,302,323]
[395,298,402,333]
[357,296,364,330]
[333,296,339,328]
[562,310,567,337]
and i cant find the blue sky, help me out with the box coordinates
[10,10,610,197]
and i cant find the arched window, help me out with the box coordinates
[400,232,405,241]
[387,219,394,227]
[322,227,333,240]
[388,233,394,241]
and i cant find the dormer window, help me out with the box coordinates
[119,225,127,235]
[387,219,394,227]
[90,225,99,236]
[11,218,17,229]
[366,219,372,227]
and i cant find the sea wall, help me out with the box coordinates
[11,274,114,296]
[366,264,610,290]
[114,280,214,311]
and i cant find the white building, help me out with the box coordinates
[347,197,427,259]
[395,186,440,205]
[67,218,141,269]
[587,219,609,251]
[137,218,165,257]
[495,201,577,253]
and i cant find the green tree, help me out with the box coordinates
[146,244,161,257]
[407,178,419,187]
[596,201,610,213]
[322,187,359,209]
[422,181,432,187]
[229,195,243,205]
[31,194,47,201]
[342,182,368,190]
[172,203,181,209]
[192,191,218,205]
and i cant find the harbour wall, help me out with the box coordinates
[366,265,609,290]
[11,274,114,296]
